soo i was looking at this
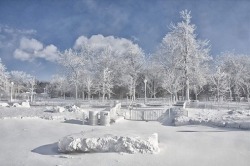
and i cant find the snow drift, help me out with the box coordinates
[172,108,250,130]
[58,132,159,154]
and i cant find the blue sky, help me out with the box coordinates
[1,0,250,81]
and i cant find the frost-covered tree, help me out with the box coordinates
[219,52,250,101]
[58,49,85,100]
[0,59,9,94]
[73,35,144,101]
[75,36,117,101]
[26,75,36,102]
[121,44,145,100]
[145,55,165,98]
[158,10,211,101]
[209,66,229,101]
[50,75,69,99]
[10,71,29,95]
[95,46,116,101]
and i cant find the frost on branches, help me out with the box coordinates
[0,58,9,94]
[156,10,211,101]
[58,35,145,100]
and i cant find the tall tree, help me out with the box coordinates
[50,74,69,99]
[145,55,164,98]
[158,10,210,101]
[219,52,250,101]
[10,71,29,95]
[121,45,145,101]
[209,66,229,101]
[58,49,85,100]
[0,58,9,94]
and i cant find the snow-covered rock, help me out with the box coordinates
[58,132,159,154]
[21,101,30,108]
[0,103,10,107]
[54,106,66,113]
[109,101,121,118]
[13,103,21,107]
[174,116,191,126]
[65,105,82,112]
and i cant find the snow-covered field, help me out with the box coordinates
[0,103,250,166]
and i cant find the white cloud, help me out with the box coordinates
[74,34,140,55]
[74,35,88,50]
[13,49,31,61]
[20,37,43,52]
[40,44,59,61]
[13,37,59,62]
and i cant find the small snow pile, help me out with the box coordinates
[58,133,159,154]
[174,116,191,126]
[65,105,82,112]
[21,101,30,108]
[46,105,82,113]
[158,107,188,125]
[48,106,66,113]
[0,102,10,107]
[110,101,122,117]
[11,101,30,108]
[13,103,21,107]
[170,108,250,130]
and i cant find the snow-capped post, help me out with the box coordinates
[144,79,147,104]
[10,82,14,102]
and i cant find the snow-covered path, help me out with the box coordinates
[0,119,249,166]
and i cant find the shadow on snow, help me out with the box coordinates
[31,142,59,155]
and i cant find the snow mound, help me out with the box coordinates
[158,107,250,130]
[174,116,191,126]
[158,107,188,125]
[46,105,82,113]
[21,101,30,108]
[0,102,10,107]
[58,132,159,154]
[65,105,82,112]
[13,103,21,107]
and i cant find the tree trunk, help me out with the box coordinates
[229,88,232,101]
[31,85,34,102]
[108,92,111,99]
[185,78,189,101]
[153,81,156,98]
[133,80,136,101]
[174,91,178,102]
[247,85,249,102]
[102,82,105,102]
[82,91,85,100]
[88,90,91,100]
[75,83,78,100]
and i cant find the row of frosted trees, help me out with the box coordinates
[0,59,36,102]
[51,10,250,102]
[2,10,250,102]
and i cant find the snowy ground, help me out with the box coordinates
[0,103,250,165]
[172,108,250,130]
[0,119,250,166]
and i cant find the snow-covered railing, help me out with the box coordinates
[125,108,167,121]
